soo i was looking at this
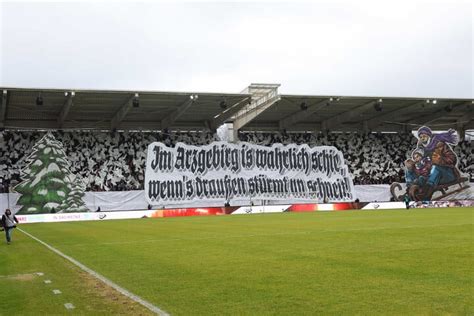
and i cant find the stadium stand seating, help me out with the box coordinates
[0,130,218,192]
[0,130,471,192]
[239,131,472,185]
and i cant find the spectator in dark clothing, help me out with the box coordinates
[2,208,19,244]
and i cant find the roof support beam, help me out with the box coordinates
[279,99,329,130]
[161,97,194,130]
[321,100,375,130]
[231,84,281,136]
[0,90,8,128]
[110,94,135,130]
[210,97,251,130]
[365,100,426,131]
[456,107,472,140]
[410,101,471,127]
[203,120,211,130]
[457,110,473,127]
[232,95,281,132]
[57,93,74,128]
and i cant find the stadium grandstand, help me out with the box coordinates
[0,84,472,194]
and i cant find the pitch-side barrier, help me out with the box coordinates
[15,200,472,224]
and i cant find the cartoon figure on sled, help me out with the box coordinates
[391,126,469,201]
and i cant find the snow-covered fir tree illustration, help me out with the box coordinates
[14,132,89,214]
[59,176,89,213]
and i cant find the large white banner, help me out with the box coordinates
[3,184,472,215]
[145,141,356,206]
[0,190,148,214]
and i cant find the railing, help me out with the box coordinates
[233,84,281,123]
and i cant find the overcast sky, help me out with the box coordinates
[0,1,472,98]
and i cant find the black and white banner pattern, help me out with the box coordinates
[145,142,355,206]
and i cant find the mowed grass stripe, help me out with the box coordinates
[47,222,470,248]
[20,208,474,315]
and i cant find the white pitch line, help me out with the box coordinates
[64,303,75,310]
[44,280,52,284]
[53,289,62,295]
[0,273,37,278]
[19,228,169,316]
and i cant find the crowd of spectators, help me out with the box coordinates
[0,130,471,192]
[0,130,218,192]
[239,131,472,185]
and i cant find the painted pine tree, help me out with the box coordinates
[14,132,75,214]
[59,175,89,213]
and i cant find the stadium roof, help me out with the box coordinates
[0,85,472,133]
[0,87,250,131]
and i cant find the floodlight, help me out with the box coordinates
[220,99,227,109]
[133,93,140,108]
[374,100,383,112]
[36,93,43,106]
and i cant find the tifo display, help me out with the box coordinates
[1,129,471,193]
[0,125,472,216]
[145,142,355,206]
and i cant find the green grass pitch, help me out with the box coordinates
[1,208,473,315]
